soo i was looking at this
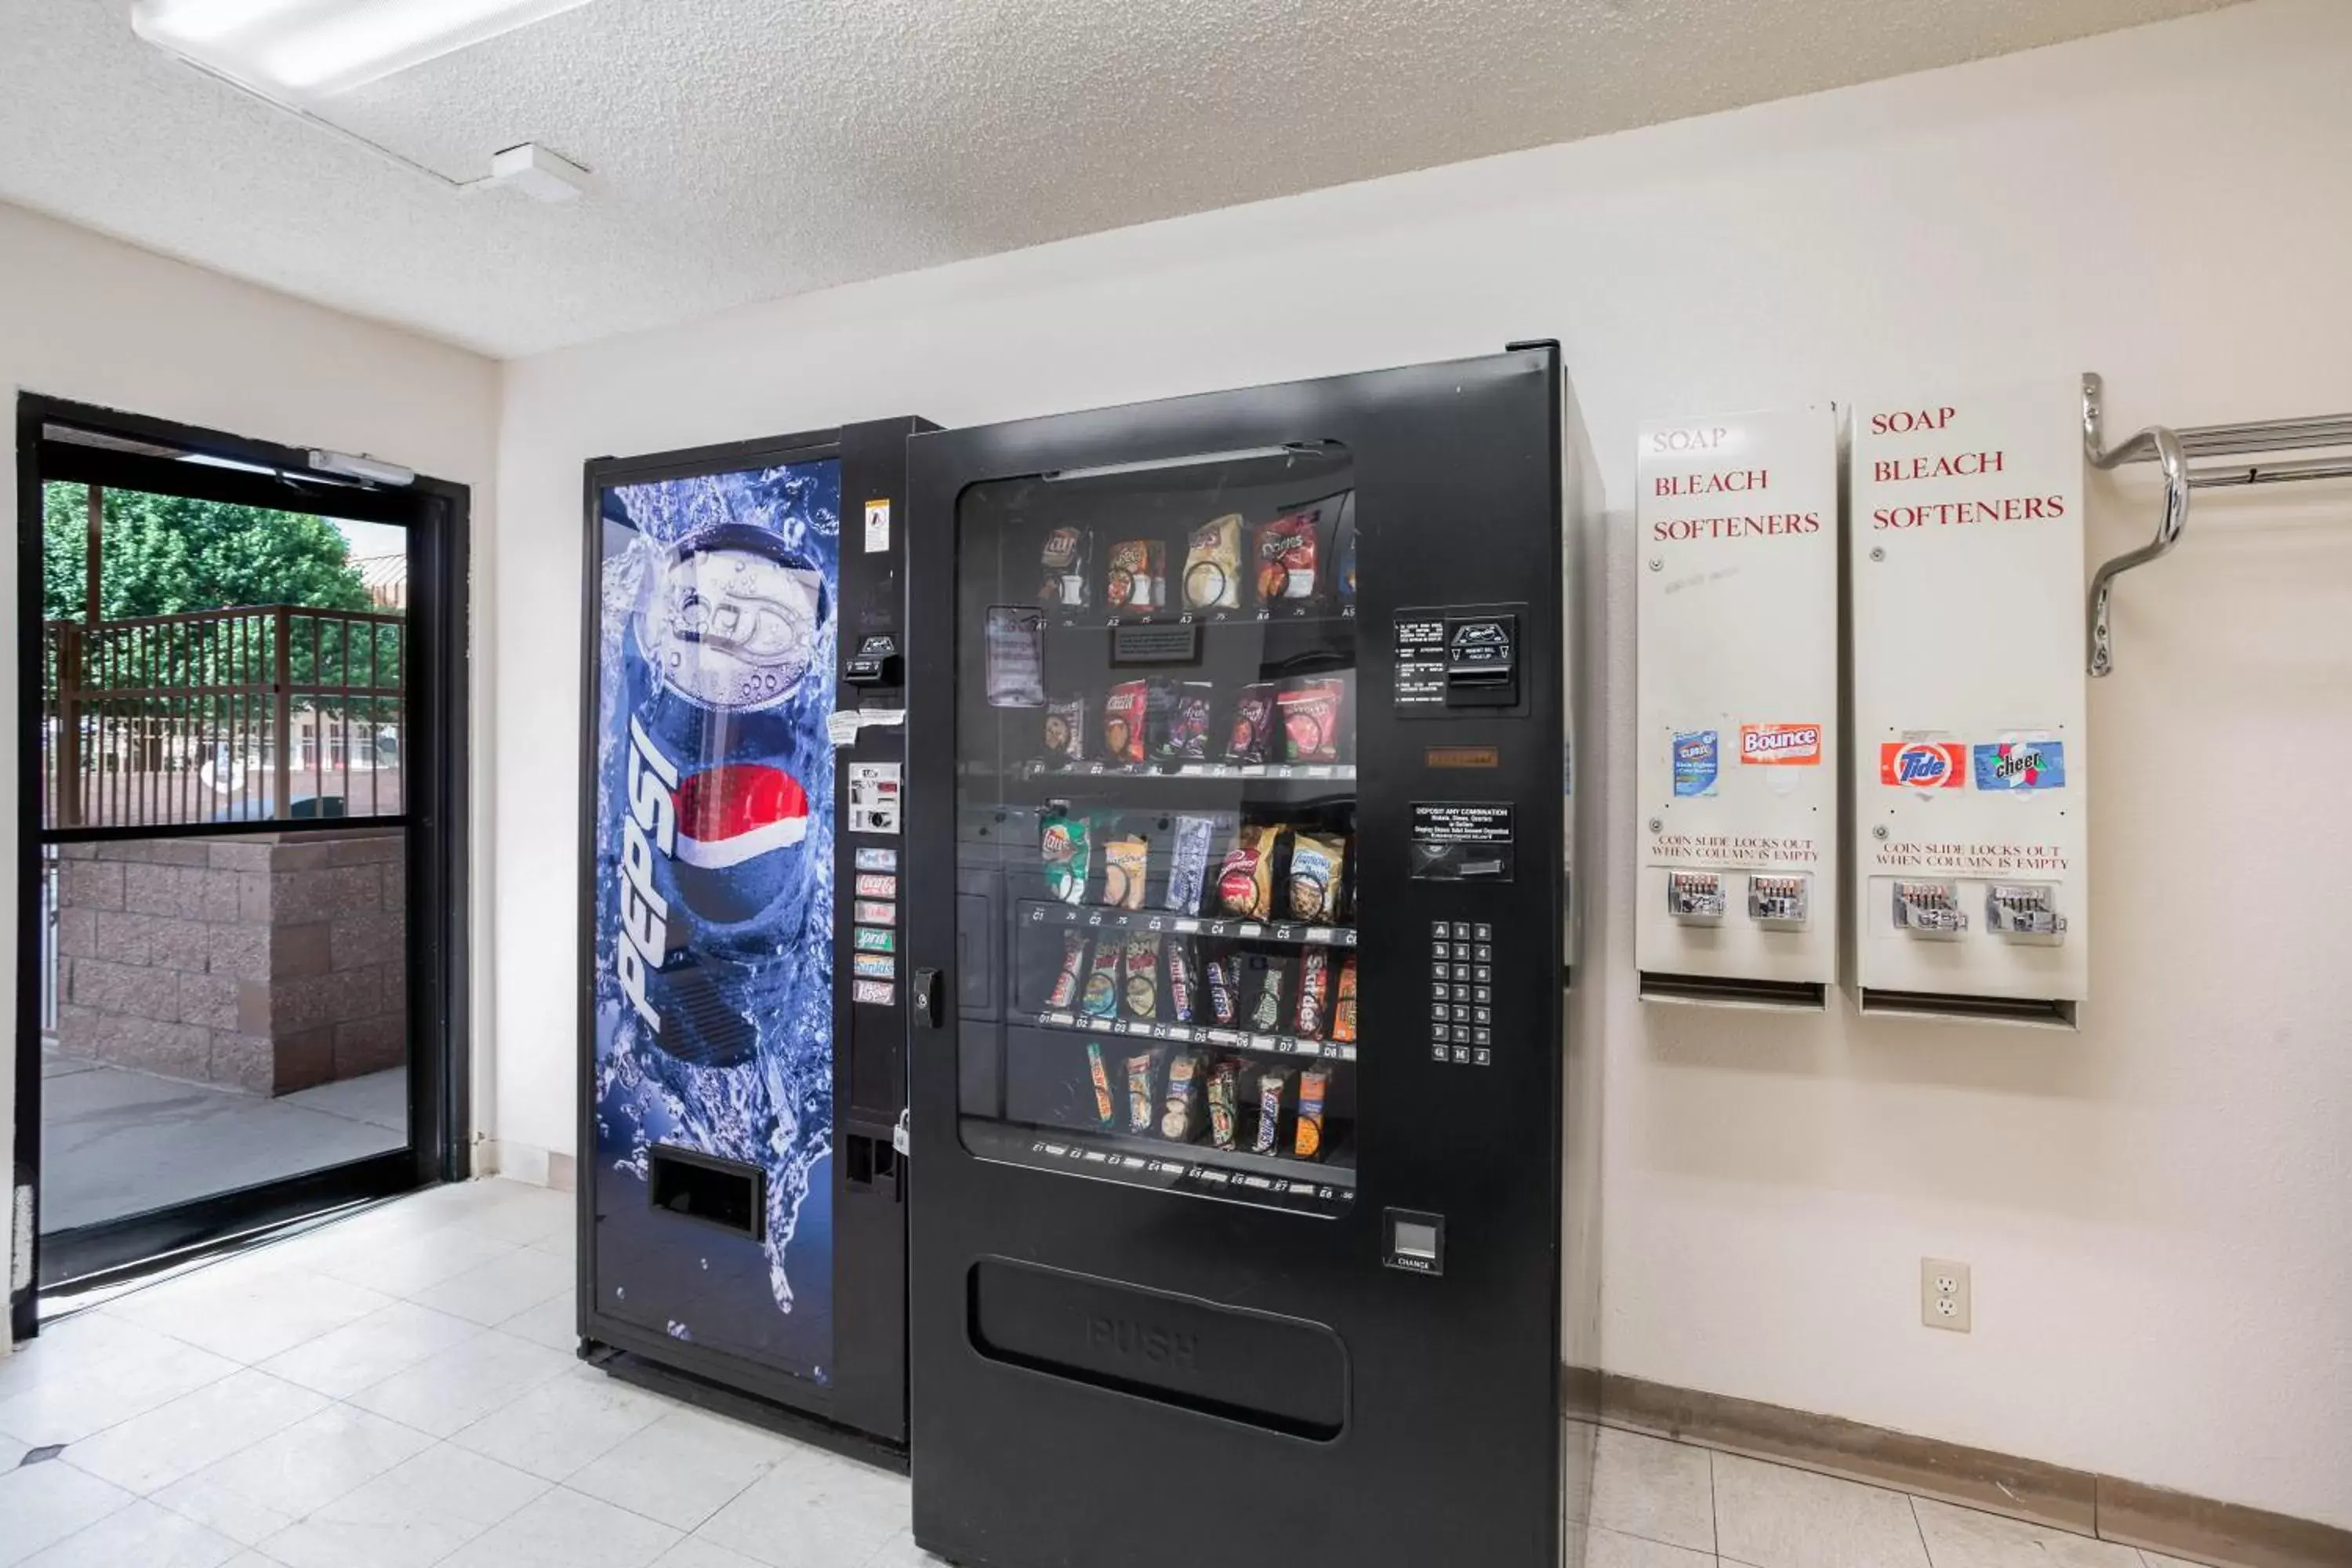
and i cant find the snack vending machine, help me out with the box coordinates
[578,416,932,1447]
[904,347,1578,1568]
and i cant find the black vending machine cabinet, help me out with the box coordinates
[905,349,1570,1568]
[579,416,934,1450]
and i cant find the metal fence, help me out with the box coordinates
[42,604,405,829]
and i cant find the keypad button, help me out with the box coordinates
[1431,962,1450,980]
[1474,1007,1492,1024]
[1431,1041,1450,1062]
[1473,1027,1491,1045]
[1451,1045,1472,1063]
[1473,924,1494,941]
[1474,965,1491,983]
[1474,986,1491,1004]
[1472,1047,1492,1065]
[1431,984,1450,1000]
[1432,942,1451,960]
[1473,944,1493,962]
[1451,922,1472,939]
[1432,920,1451,938]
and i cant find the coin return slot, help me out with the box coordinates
[648,1145,766,1240]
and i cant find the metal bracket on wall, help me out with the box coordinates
[2082,372,2352,677]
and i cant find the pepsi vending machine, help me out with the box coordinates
[904,347,1578,1567]
[579,416,932,1448]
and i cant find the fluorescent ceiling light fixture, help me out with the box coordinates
[131,0,595,100]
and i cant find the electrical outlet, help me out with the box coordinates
[1921,1258,1971,1332]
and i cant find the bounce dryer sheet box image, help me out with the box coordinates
[1849,381,2087,1015]
[1635,407,1838,999]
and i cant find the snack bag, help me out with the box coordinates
[1253,511,1320,604]
[984,607,1045,709]
[1165,937,1201,1024]
[1040,526,1090,608]
[1163,815,1215,916]
[1045,930,1090,1010]
[1126,1050,1163,1135]
[1159,682,1214,762]
[1102,680,1149,766]
[1330,953,1358,1044]
[1085,1042,1116,1129]
[1081,941,1122,1018]
[1334,493,1358,607]
[1121,932,1163,1020]
[1277,677,1346,764]
[1216,823,1283,920]
[1246,954,1292,1034]
[1041,813,1091,905]
[1207,1058,1240,1150]
[1286,831,1345,923]
[1043,695,1087,764]
[1181,514,1243,610]
[1294,946,1333,1040]
[1224,682,1277,764]
[1102,836,1149,909]
[1293,1068,1330,1161]
[1252,1069,1293,1154]
[1105,539,1165,612]
[1160,1053,1205,1142]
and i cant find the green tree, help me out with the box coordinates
[42,482,372,622]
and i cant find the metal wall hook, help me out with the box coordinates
[2082,373,2190,677]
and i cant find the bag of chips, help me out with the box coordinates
[1127,1050,1163,1135]
[1224,682,1276,765]
[1102,681,1149,767]
[1217,823,1283,920]
[1041,812,1090,905]
[1040,526,1090,608]
[1181,514,1243,611]
[1121,931,1162,1019]
[1102,836,1149,909]
[1081,942,1121,1018]
[1160,682,1214,762]
[1042,695,1086,764]
[1253,511,1320,604]
[1287,832,1345,923]
[1105,539,1164,612]
[1277,677,1347,764]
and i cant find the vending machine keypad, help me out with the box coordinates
[1428,920,1495,1065]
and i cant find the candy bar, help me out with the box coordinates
[1121,931,1162,1020]
[1165,937,1200,1024]
[1163,815,1214,916]
[1330,953,1358,1044]
[1204,952,1240,1027]
[1294,946,1332,1040]
[1252,1068,1293,1155]
[1293,1068,1330,1161]
[1085,1042,1116,1129]
[1207,1058,1240,1150]
[1046,929,1089,1009]
[1127,1050,1163,1136]
[1160,1052,1205,1142]
[1247,954,1292,1034]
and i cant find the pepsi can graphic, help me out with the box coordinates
[592,460,840,1381]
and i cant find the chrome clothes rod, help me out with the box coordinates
[2082,373,2352,676]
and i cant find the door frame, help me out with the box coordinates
[10,393,471,1339]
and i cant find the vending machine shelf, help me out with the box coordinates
[962,1117,1356,1218]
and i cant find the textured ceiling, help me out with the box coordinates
[2,0,2235,358]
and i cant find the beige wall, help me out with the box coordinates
[0,201,500,1337]
[495,0,2352,1526]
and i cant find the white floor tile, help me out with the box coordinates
[691,1452,910,1568]
[1582,1426,1717,1552]
[259,1443,551,1568]
[220,1555,283,1567]
[438,1486,681,1568]
[1713,1452,1929,1568]
[1912,1497,2144,1568]
[0,1457,136,1565]
[495,1292,579,1352]
[859,1528,957,1568]
[2137,1555,2219,1568]
[344,1328,574,1437]
[0,1320,242,1447]
[16,1497,241,1568]
[446,1184,575,1247]
[152,1405,434,1546]
[60,1369,328,1496]
[652,1539,770,1568]
[255,1302,483,1399]
[1584,1523,1719,1568]
[447,1364,671,1482]
[566,1407,793,1532]
[103,1266,393,1365]
[317,1225,520,1299]
[412,1247,573,1326]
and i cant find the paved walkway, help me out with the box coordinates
[40,1046,405,1232]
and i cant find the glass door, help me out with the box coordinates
[952,445,1362,1218]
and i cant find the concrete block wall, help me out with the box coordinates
[53,828,407,1094]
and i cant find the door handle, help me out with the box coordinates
[912,967,945,1029]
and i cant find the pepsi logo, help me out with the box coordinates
[674,764,811,869]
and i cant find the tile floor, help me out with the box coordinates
[40,1048,406,1232]
[0,1178,2234,1568]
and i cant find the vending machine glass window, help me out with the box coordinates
[952,447,1362,1218]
